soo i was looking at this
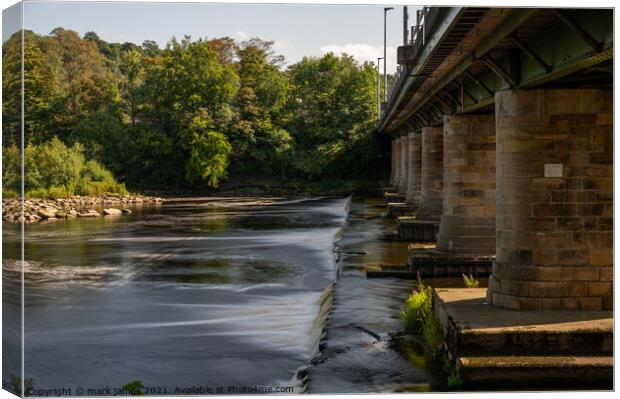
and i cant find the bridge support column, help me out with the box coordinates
[389,139,396,188]
[398,134,409,195]
[410,114,496,277]
[487,89,613,311]
[388,135,416,216]
[405,131,422,206]
[385,138,405,202]
[397,126,443,241]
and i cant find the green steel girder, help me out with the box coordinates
[380,7,613,133]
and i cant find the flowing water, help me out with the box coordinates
[2,196,436,395]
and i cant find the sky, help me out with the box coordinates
[2,0,422,73]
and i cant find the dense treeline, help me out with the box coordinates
[2,28,383,195]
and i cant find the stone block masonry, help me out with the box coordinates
[436,114,496,254]
[389,139,396,187]
[405,131,422,206]
[487,89,613,311]
[414,126,444,221]
[398,134,409,195]
[392,138,401,189]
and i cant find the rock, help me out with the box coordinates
[55,211,67,218]
[68,209,78,216]
[78,210,101,217]
[121,209,132,214]
[38,208,59,219]
[103,208,122,215]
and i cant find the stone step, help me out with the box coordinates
[387,202,417,218]
[409,246,493,277]
[434,289,613,357]
[456,355,613,389]
[384,192,406,203]
[397,217,439,242]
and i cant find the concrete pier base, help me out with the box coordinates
[384,192,406,203]
[434,288,613,389]
[408,243,493,277]
[396,216,438,242]
[387,203,417,218]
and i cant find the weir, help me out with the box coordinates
[378,6,613,388]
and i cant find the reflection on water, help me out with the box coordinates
[2,195,437,394]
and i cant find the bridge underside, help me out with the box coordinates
[381,8,612,132]
[381,7,613,312]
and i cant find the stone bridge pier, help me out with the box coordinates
[409,114,497,276]
[396,126,443,241]
[405,131,422,207]
[487,89,613,311]
[387,133,419,217]
[389,139,397,188]
[385,138,404,203]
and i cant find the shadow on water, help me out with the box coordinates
[2,195,439,394]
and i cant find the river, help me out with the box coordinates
[2,196,435,395]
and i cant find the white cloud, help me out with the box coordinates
[320,43,397,72]
[236,31,248,40]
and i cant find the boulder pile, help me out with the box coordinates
[2,195,163,223]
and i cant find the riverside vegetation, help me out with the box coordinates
[400,275,463,389]
[2,28,387,206]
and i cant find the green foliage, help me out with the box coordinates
[9,374,34,397]
[2,137,127,198]
[229,39,292,176]
[287,52,379,178]
[2,29,383,191]
[185,118,232,187]
[2,31,55,146]
[447,373,464,389]
[401,281,434,334]
[122,380,145,396]
[462,273,480,288]
[2,145,20,193]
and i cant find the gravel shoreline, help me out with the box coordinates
[2,195,164,223]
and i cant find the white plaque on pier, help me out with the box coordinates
[544,163,563,178]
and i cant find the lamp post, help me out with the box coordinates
[376,57,383,118]
[383,6,394,102]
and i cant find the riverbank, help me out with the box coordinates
[2,195,164,223]
[138,179,384,198]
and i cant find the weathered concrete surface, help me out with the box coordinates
[488,89,613,311]
[405,131,422,206]
[457,355,613,389]
[387,203,417,218]
[433,288,612,388]
[384,192,406,203]
[396,216,438,242]
[409,244,492,277]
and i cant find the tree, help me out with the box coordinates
[286,52,379,177]
[185,117,232,187]
[47,28,119,136]
[134,36,239,186]
[119,50,143,125]
[229,39,291,176]
[2,30,55,146]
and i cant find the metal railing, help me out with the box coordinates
[380,6,440,122]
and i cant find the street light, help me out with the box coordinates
[376,57,384,118]
[383,7,394,102]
